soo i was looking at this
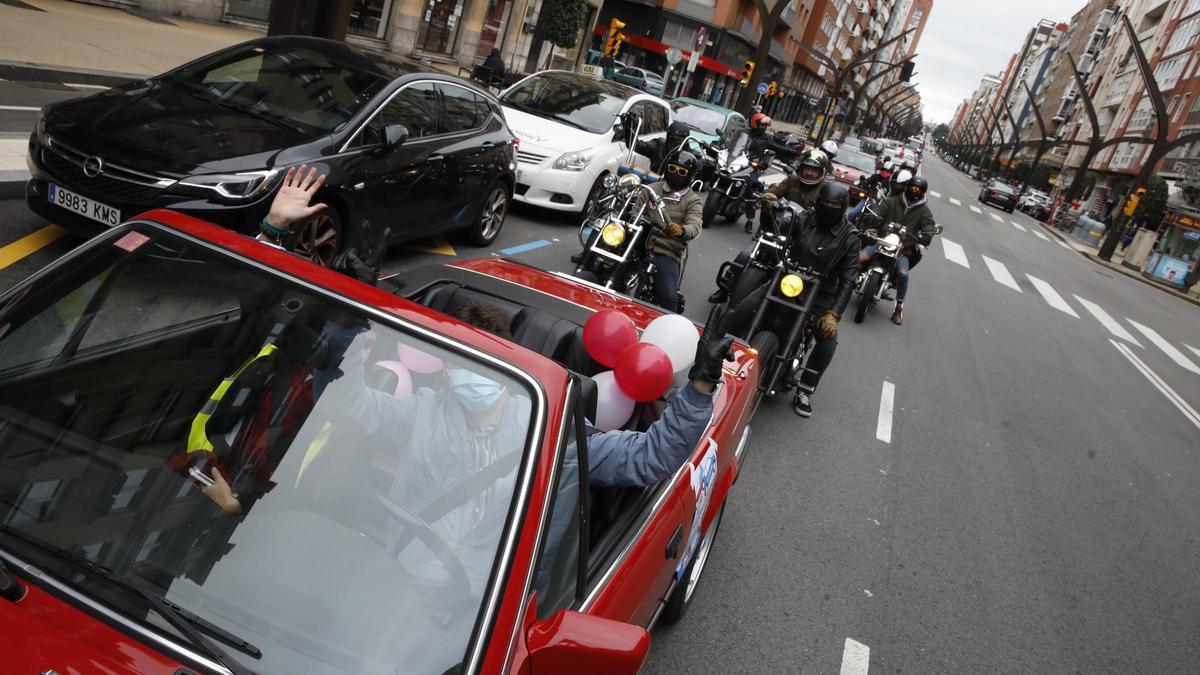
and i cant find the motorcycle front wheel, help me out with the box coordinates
[854,271,882,323]
[703,192,722,228]
[750,331,781,401]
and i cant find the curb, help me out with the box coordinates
[0,60,140,87]
[1035,220,1200,309]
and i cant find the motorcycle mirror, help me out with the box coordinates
[934,224,944,235]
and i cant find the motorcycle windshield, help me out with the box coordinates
[728,131,750,159]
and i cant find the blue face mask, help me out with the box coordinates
[448,369,505,414]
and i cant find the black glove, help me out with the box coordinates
[331,223,389,285]
[688,333,735,384]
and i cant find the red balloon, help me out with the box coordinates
[614,342,673,402]
[583,309,638,368]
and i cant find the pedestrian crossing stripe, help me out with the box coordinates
[1011,221,1027,232]
[1073,295,1142,347]
[1033,230,1049,241]
[990,213,1004,222]
[1027,274,1079,317]
[981,255,1021,292]
[969,205,982,214]
[949,197,962,206]
[929,191,942,198]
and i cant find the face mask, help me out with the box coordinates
[448,369,504,414]
[814,202,843,229]
[665,169,691,191]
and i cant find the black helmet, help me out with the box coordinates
[813,181,848,229]
[667,121,691,150]
[665,149,699,190]
[905,175,928,205]
[796,149,829,187]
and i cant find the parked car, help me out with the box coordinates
[1017,189,1048,211]
[0,210,759,675]
[26,37,517,262]
[669,97,746,147]
[611,67,666,97]
[1020,192,1052,221]
[500,70,670,216]
[830,149,876,205]
[979,180,1018,212]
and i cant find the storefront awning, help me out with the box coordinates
[592,25,741,79]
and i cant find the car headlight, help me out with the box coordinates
[601,222,625,247]
[779,274,804,298]
[178,169,282,201]
[34,107,48,144]
[553,149,595,171]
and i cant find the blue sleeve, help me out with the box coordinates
[586,382,714,487]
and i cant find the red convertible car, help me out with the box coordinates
[0,209,759,674]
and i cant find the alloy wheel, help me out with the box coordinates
[296,213,339,267]
[480,188,507,241]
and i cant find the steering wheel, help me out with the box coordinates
[375,494,473,601]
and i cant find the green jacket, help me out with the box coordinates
[647,182,703,260]
[870,195,937,253]
[765,176,822,208]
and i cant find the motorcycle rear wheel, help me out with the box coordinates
[854,271,882,323]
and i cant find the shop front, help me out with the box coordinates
[1143,207,1200,290]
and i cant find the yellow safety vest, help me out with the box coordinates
[186,343,279,454]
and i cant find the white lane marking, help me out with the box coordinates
[1187,345,1200,361]
[929,190,942,198]
[1027,275,1079,317]
[990,212,1004,222]
[1033,230,1050,241]
[940,237,970,268]
[64,83,110,90]
[969,205,983,214]
[1112,340,1200,431]
[876,381,895,444]
[0,105,41,111]
[1127,320,1200,375]
[1010,221,1028,232]
[949,197,962,206]
[1057,240,1072,249]
[982,255,1021,292]
[1073,296,1143,347]
[840,638,871,675]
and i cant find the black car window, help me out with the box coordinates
[379,82,439,138]
[647,103,668,135]
[439,83,482,133]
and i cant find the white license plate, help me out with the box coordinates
[48,183,121,227]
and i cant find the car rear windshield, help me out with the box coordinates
[990,183,1015,194]
[501,72,628,134]
[167,43,391,133]
[836,151,877,173]
[670,102,726,136]
[0,225,535,674]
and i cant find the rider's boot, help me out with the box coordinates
[891,302,904,326]
[793,384,815,417]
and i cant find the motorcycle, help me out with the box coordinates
[710,198,824,402]
[574,172,691,312]
[702,134,774,228]
[853,219,943,323]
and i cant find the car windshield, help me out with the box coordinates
[836,151,877,173]
[671,102,727,135]
[501,72,629,134]
[166,42,391,133]
[0,226,534,675]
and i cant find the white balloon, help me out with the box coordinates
[640,314,699,374]
[593,370,636,432]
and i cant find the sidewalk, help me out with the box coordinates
[1034,219,1200,308]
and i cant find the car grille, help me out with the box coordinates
[41,137,173,204]
[516,149,549,165]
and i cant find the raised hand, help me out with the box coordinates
[266,164,327,231]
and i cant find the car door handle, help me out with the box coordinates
[665,525,683,559]
[480,141,495,150]
[427,154,444,163]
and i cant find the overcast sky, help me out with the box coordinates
[914,0,1075,124]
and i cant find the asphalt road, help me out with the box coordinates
[3,77,1200,673]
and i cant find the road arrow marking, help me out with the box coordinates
[1127,320,1200,375]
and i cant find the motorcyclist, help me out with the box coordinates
[710,182,860,417]
[646,149,704,312]
[635,120,697,175]
[857,174,938,326]
[818,140,839,168]
[849,167,911,225]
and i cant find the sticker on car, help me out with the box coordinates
[675,439,719,579]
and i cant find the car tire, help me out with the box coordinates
[466,182,509,246]
[661,502,725,624]
[1007,206,1014,213]
[295,207,343,267]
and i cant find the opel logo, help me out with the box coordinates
[83,156,104,178]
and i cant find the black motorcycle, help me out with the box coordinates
[710,198,823,402]
[853,220,942,322]
[574,173,689,311]
[702,134,773,227]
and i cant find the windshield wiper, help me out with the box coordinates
[550,114,591,132]
[0,524,261,674]
[167,81,307,134]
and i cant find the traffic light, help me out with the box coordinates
[740,60,756,88]
[900,59,915,82]
[766,80,777,97]
[1124,186,1147,216]
[777,87,785,99]
[604,18,626,57]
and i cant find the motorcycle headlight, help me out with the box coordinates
[553,149,595,171]
[601,222,626,247]
[618,173,641,187]
[779,274,804,298]
[602,173,617,189]
[178,169,282,201]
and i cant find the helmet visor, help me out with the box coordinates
[799,165,824,181]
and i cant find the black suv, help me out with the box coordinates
[26,37,516,263]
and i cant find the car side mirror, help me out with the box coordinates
[934,224,945,235]
[526,610,649,675]
[384,123,409,150]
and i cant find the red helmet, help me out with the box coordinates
[750,113,772,130]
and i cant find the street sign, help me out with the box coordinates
[687,49,700,73]
[666,47,683,66]
[757,82,769,95]
[695,27,707,52]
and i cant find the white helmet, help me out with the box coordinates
[820,140,839,160]
[890,168,913,195]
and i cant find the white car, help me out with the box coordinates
[499,70,671,215]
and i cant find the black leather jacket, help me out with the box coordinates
[789,212,862,317]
